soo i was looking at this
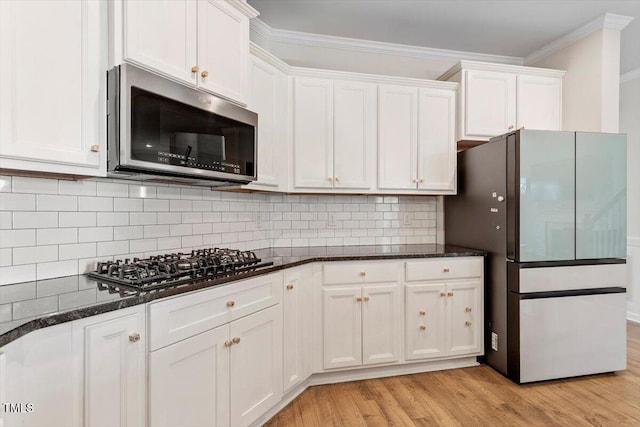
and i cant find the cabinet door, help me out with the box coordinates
[149,326,230,427]
[124,0,197,85]
[282,268,313,392]
[417,88,456,192]
[333,80,376,190]
[84,312,145,427]
[362,284,401,365]
[198,0,249,104]
[516,75,561,131]
[246,56,287,189]
[230,305,282,427]
[378,85,418,190]
[322,287,362,369]
[446,280,481,356]
[0,0,106,175]
[293,77,334,189]
[464,70,516,138]
[405,284,446,360]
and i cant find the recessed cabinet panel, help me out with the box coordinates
[362,284,401,365]
[294,77,334,189]
[516,75,561,131]
[0,0,106,174]
[124,0,197,85]
[333,80,376,189]
[418,88,456,191]
[405,284,446,360]
[447,280,481,355]
[378,85,419,190]
[198,0,248,103]
[464,70,516,137]
[322,287,362,369]
[149,326,230,427]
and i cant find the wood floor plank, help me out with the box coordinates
[264,322,640,427]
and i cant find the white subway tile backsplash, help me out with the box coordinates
[181,188,203,200]
[0,248,12,266]
[1,229,36,248]
[129,184,157,199]
[113,226,143,240]
[37,195,77,211]
[144,225,170,238]
[78,196,113,212]
[36,260,77,280]
[156,186,181,199]
[58,180,97,196]
[59,243,96,260]
[0,264,36,286]
[12,177,57,194]
[130,212,157,226]
[13,245,58,265]
[1,193,36,211]
[12,212,58,229]
[97,212,129,227]
[144,199,169,212]
[78,227,113,243]
[96,240,129,257]
[130,238,157,253]
[96,182,129,198]
[113,198,143,212]
[0,176,11,193]
[59,212,97,228]
[37,228,77,245]
[0,175,439,285]
[0,212,11,229]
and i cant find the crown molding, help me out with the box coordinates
[525,13,634,65]
[249,42,291,74]
[228,0,259,19]
[250,18,523,66]
[438,60,566,81]
[620,67,640,83]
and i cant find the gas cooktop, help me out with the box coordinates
[86,248,273,295]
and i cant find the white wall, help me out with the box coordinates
[532,29,621,132]
[0,175,438,287]
[620,75,640,322]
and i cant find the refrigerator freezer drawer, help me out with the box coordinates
[519,263,627,293]
[518,292,626,383]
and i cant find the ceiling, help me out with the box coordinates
[247,0,640,74]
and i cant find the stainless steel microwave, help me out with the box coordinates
[107,64,257,186]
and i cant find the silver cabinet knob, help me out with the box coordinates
[90,144,100,152]
[129,333,140,343]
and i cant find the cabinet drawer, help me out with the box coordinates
[405,257,482,281]
[323,261,400,284]
[149,272,282,350]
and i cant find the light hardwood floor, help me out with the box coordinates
[265,322,640,426]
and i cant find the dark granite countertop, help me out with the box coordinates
[0,244,484,346]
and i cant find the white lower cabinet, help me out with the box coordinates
[322,283,401,369]
[149,326,230,427]
[80,309,146,427]
[282,267,313,392]
[404,258,483,362]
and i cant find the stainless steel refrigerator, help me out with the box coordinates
[445,130,627,383]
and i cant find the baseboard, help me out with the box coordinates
[627,313,640,324]
[252,356,479,426]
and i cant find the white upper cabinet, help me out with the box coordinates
[516,74,562,131]
[124,0,197,84]
[378,85,456,193]
[293,76,376,191]
[333,80,376,190]
[377,85,419,190]
[0,0,107,176]
[244,53,288,190]
[293,77,335,189]
[440,61,565,142]
[465,70,517,138]
[417,88,456,192]
[123,0,257,105]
